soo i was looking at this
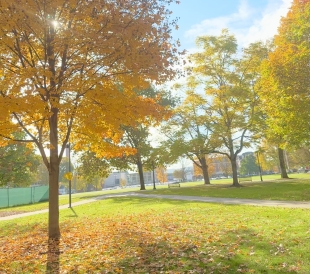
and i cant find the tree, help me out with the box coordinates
[239,154,259,176]
[109,86,175,190]
[257,133,289,178]
[259,0,310,147]
[193,159,203,179]
[0,132,40,187]
[210,154,232,177]
[288,147,310,170]
[37,162,49,185]
[189,29,269,186]
[257,140,282,173]
[113,125,153,190]
[77,151,110,186]
[161,91,218,185]
[258,0,310,178]
[193,156,215,180]
[277,147,289,178]
[72,173,89,193]
[0,0,180,239]
[156,166,167,183]
[172,158,191,181]
[59,157,74,183]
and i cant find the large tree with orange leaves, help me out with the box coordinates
[0,0,181,239]
[105,86,174,191]
[259,0,310,147]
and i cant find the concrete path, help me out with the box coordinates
[0,199,98,221]
[1,193,310,221]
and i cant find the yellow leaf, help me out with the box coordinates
[64,172,73,181]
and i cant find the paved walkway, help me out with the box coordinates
[0,199,98,221]
[1,193,310,221]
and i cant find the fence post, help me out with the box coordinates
[7,187,9,207]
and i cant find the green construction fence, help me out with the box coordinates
[0,186,49,208]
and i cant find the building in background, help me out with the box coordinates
[102,171,159,189]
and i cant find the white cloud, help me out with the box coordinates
[185,0,253,39]
[185,0,292,48]
[239,0,292,46]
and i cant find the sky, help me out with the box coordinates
[169,0,293,53]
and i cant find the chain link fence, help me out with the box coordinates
[0,186,49,208]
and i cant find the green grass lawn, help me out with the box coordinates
[141,173,310,202]
[0,196,309,273]
[144,179,310,201]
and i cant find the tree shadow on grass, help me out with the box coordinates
[46,238,61,274]
[111,227,300,274]
[100,196,202,207]
[89,197,301,273]
[98,196,293,208]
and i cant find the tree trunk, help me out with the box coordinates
[278,147,289,179]
[47,22,60,240]
[48,163,60,239]
[200,157,210,184]
[137,156,145,190]
[46,238,60,273]
[48,108,60,239]
[231,156,241,187]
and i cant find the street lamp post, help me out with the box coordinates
[152,161,156,190]
[256,151,263,182]
[66,143,72,208]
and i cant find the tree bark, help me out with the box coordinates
[231,156,241,187]
[278,147,289,179]
[47,17,60,240]
[46,238,60,273]
[137,156,146,190]
[200,157,210,184]
[48,107,60,239]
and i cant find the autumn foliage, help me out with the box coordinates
[259,0,310,145]
[0,0,181,238]
[156,166,168,183]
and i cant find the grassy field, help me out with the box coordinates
[1,174,310,215]
[145,179,310,201]
[0,196,310,273]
